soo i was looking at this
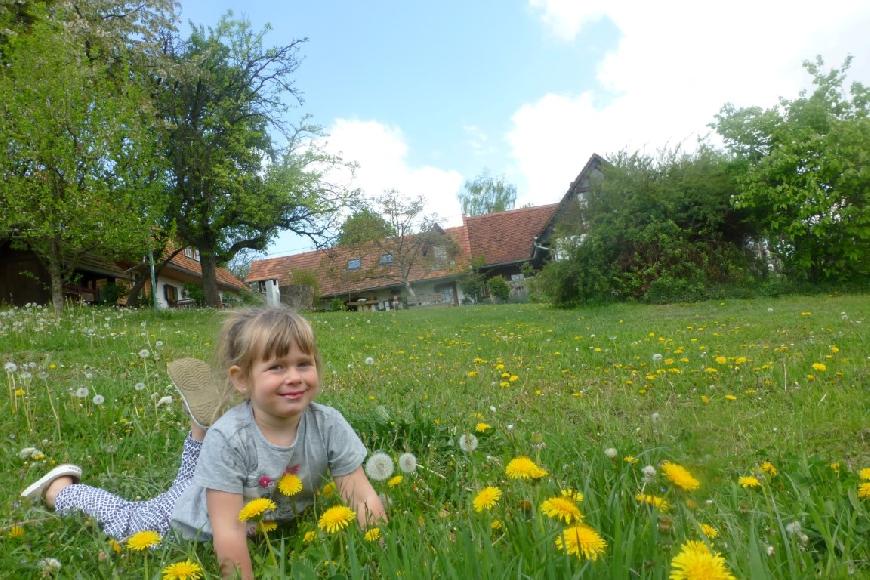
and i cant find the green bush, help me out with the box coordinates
[486,276,510,302]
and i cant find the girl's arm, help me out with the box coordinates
[206,489,253,580]
[335,466,388,527]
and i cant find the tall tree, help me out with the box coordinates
[0,17,166,315]
[714,57,869,283]
[336,207,395,246]
[159,16,351,306]
[459,171,517,216]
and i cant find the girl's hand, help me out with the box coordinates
[335,467,388,527]
[206,489,253,580]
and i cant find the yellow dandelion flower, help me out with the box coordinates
[734,356,747,365]
[364,527,381,542]
[760,462,778,477]
[8,526,24,538]
[161,559,204,580]
[303,530,317,543]
[738,475,761,488]
[509,374,519,382]
[320,481,337,498]
[714,356,727,365]
[238,498,277,522]
[540,496,583,524]
[505,456,548,480]
[670,540,735,580]
[491,519,504,530]
[14,388,25,397]
[126,530,161,551]
[724,394,737,401]
[635,493,671,512]
[561,488,584,502]
[318,505,356,533]
[624,455,639,464]
[108,538,122,554]
[473,486,502,512]
[700,524,719,539]
[466,370,478,378]
[830,462,840,474]
[499,381,510,388]
[387,475,403,487]
[475,422,492,433]
[829,345,839,353]
[704,367,718,374]
[257,521,278,534]
[278,473,303,497]
[811,363,827,372]
[859,467,870,481]
[701,395,711,404]
[662,461,701,492]
[555,525,607,561]
[858,482,870,499]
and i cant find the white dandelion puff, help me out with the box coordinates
[642,465,657,481]
[155,340,164,348]
[38,558,61,573]
[365,452,395,481]
[604,447,618,458]
[92,394,105,405]
[134,382,146,391]
[364,356,374,365]
[650,412,661,422]
[156,395,173,407]
[18,447,40,460]
[74,387,89,399]
[398,452,417,473]
[4,362,17,373]
[651,353,663,362]
[138,349,150,359]
[458,433,478,453]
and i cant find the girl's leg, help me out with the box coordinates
[54,429,203,540]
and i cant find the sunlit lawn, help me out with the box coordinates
[2,294,868,578]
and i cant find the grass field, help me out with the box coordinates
[2,294,868,578]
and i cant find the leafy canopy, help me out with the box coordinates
[459,172,517,216]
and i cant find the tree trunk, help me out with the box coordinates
[125,264,149,307]
[404,279,416,297]
[201,249,221,307]
[49,236,64,317]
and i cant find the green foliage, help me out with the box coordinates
[459,171,517,216]
[539,149,758,305]
[337,208,395,246]
[0,18,166,314]
[289,269,320,298]
[182,283,206,306]
[714,57,869,284]
[486,276,511,302]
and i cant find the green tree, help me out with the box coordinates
[539,148,758,305]
[714,57,870,283]
[337,207,395,246]
[459,171,517,216]
[0,20,165,315]
[159,16,352,306]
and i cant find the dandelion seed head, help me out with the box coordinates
[364,356,374,365]
[134,382,146,391]
[398,452,417,473]
[75,387,89,398]
[365,452,395,481]
[458,433,479,453]
[138,349,150,359]
[92,394,105,405]
[604,447,617,458]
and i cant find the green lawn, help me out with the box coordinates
[2,294,868,578]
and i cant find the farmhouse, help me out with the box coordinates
[0,242,245,308]
[247,154,606,310]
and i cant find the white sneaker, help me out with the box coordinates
[21,464,82,500]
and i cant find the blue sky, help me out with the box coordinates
[178,1,869,257]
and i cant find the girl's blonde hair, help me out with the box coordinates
[217,307,322,389]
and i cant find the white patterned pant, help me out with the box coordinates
[54,434,201,540]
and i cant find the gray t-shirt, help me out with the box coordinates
[171,401,367,539]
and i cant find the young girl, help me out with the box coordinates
[23,307,385,579]
[172,307,386,579]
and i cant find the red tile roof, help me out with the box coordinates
[163,249,247,291]
[248,203,559,297]
[464,204,559,265]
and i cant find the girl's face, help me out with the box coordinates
[231,341,320,426]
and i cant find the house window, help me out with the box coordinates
[183,247,200,261]
[379,253,393,265]
[511,273,525,282]
[164,284,178,305]
[433,246,447,263]
[347,258,361,270]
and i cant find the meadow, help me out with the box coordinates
[2,294,868,579]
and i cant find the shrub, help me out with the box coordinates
[487,276,510,302]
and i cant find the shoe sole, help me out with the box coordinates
[166,358,227,428]
[21,464,82,499]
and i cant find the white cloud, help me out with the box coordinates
[514,0,870,206]
[319,119,465,227]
